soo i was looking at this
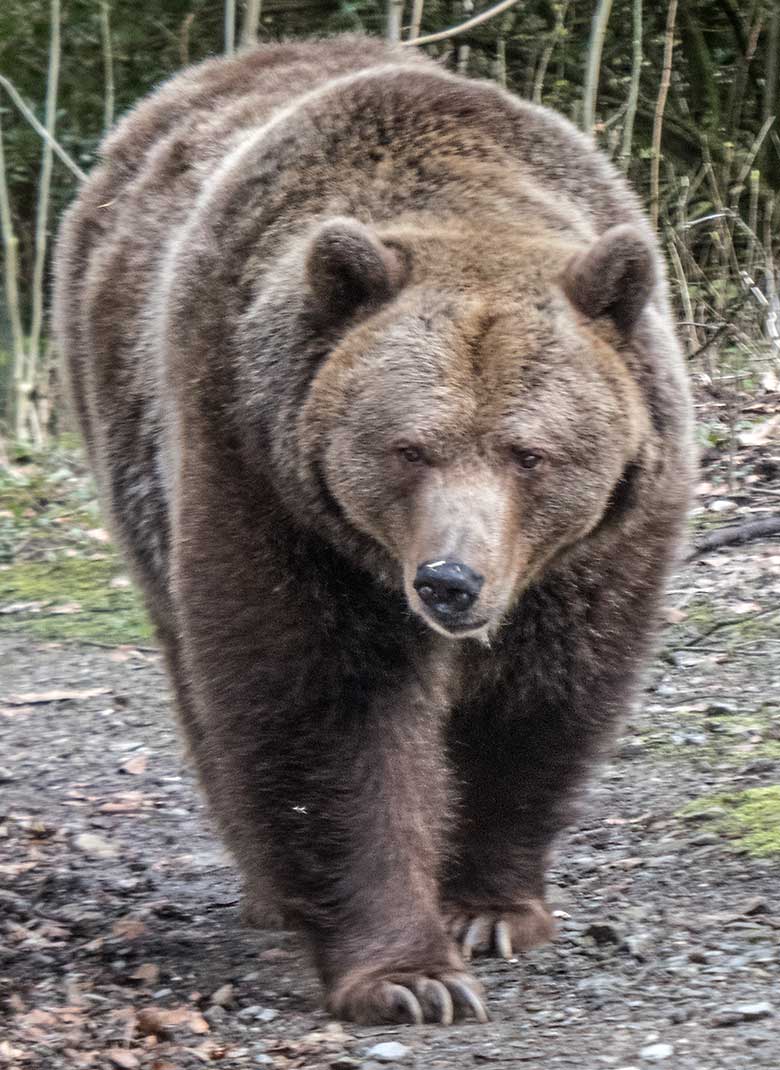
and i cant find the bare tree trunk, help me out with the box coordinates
[763,0,778,173]
[240,0,262,48]
[457,0,473,72]
[99,0,115,133]
[180,12,196,66]
[618,0,642,170]
[582,0,614,133]
[0,115,26,422]
[387,0,404,43]
[224,0,236,54]
[17,0,61,445]
[408,0,424,41]
[650,0,678,230]
[494,35,507,88]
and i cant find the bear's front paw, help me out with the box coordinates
[445,899,557,959]
[326,969,489,1025]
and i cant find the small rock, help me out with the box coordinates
[106,1051,140,1069]
[584,921,622,945]
[741,896,768,916]
[0,766,15,783]
[681,807,727,823]
[623,932,653,961]
[210,982,235,1007]
[711,1002,773,1027]
[254,1057,274,1066]
[237,1004,279,1022]
[204,1005,227,1025]
[705,702,738,716]
[74,832,118,859]
[365,1041,412,1062]
[618,739,645,758]
[689,833,719,847]
[238,1004,263,1020]
[708,499,737,513]
[639,1043,673,1061]
[739,759,776,775]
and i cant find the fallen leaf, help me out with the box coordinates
[87,527,112,543]
[74,832,119,859]
[131,963,160,985]
[738,414,780,446]
[120,754,148,776]
[663,606,688,624]
[49,602,83,615]
[99,792,149,813]
[136,1005,210,1038]
[112,917,147,940]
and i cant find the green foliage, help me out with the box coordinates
[680,786,780,857]
[0,448,151,643]
[0,555,152,643]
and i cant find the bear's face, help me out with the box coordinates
[299,220,655,639]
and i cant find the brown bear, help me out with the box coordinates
[54,35,694,1025]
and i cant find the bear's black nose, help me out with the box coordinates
[413,560,484,621]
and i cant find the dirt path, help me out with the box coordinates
[1,527,779,1069]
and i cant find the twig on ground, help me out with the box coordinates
[683,604,780,648]
[688,516,780,560]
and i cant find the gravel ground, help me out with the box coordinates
[1,526,779,1070]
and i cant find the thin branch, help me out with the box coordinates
[99,0,115,133]
[532,0,569,105]
[683,603,779,647]
[650,0,678,230]
[618,0,642,170]
[403,0,521,48]
[582,0,614,133]
[0,74,86,182]
[688,517,780,560]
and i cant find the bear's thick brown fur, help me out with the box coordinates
[54,36,694,1025]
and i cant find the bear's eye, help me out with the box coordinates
[512,448,544,470]
[397,444,426,464]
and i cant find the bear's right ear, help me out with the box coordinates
[561,225,656,334]
[305,218,406,318]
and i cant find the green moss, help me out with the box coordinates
[0,556,152,645]
[679,786,780,856]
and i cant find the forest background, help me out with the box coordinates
[0,0,778,444]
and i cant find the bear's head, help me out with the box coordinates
[279,217,660,639]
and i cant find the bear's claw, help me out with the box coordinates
[328,971,488,1025]
[446,899,557,960]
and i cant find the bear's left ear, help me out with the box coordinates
[561,225,656,334]
[305,217,407,318]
